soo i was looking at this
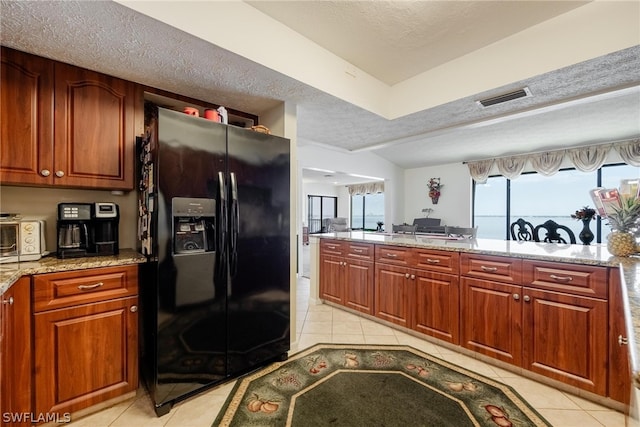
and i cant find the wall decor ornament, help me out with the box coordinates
[428,178,442,204]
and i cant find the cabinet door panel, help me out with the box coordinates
[1,277,32,426]
[461,277,522,365]
[1,47,54,185]
[34,296,138,415]
[319,255,343,304]
[413,271,459,344]
[523,288,607,395]
[54,63,135,189]
[608,270,631,404]
[344,260,374,314]
[374,264,410,327]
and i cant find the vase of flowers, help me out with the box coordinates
[571,206,596,245]
[428,178,442,204]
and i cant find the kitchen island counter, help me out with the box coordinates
[311,232,640,395]
[0,248,146,295]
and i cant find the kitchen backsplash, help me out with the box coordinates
[0,186,137,252]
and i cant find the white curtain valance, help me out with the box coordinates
[467,159,494,184]
[467,139,638,182]
[347,181,384,195]
[529,151,564,176]
[615,139,640,166]
[497,156,527,180]
[567,144,611,172]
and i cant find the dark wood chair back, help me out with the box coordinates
[533,220,576,244]
[510,218,535,241]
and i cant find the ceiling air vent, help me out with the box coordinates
[476,87,532,108]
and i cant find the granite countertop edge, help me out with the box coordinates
[0,248,147,295]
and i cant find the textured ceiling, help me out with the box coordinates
[0,0,639,181]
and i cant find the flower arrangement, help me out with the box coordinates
[570,206,597,221]
[428,178,442,199]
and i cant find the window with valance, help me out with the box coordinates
[467,139,640,183]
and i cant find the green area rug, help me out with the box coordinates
[213,344,551,427]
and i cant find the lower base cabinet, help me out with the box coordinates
[1,277,32,427]
[32,265,139,418]
[411,270,459,344]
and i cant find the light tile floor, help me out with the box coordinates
[68,276,624,427]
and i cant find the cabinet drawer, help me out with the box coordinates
[33,265,139,312]
[460,254,522,284]
[346,242,374,260]
[320,239,345,256]
[522,260,608,299]
[414,249,459,274]
[375,245,412,266]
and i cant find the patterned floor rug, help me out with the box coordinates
[213,344,551,427]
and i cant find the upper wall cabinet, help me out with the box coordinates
[1,47,137,190]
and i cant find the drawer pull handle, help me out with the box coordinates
[78,282,104,290]
[327,245,336,249]
[353,248,363,253]
[2,297,14,305]
[619,335,629,346]
[386,253,397,258]
[426,258,440,264]
[549,274,572,282]
[480,266,497,272]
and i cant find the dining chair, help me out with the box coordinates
[445,226,477,239]
[533,219,576,244]
[510,218,535,241]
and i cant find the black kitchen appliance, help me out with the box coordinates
[57,202,119,258]
[57,203,91,258]
[91,202,119,255]
[137,105,290,416]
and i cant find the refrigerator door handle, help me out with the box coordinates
[217,172,228,282]
[229,172,239,278]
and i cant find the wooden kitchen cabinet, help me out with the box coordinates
[1,47,137,190]
[461,276,523,365]
[461,254,610,395]
[1,277,32,427]
[608,270,631,406]
[411,249,460,344]
[0,46,54,186]
[32,265,139,416]
[319,240,374,314]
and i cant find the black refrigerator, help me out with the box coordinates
[137,106,290,416]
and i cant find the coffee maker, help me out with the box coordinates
[57,203,91,258]
[56,202,120,258]
[91,202,119,255]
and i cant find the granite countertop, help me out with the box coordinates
[314,231,622,266]
[313,231,640,385]
[0,248,147,295]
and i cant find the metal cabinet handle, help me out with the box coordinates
[549,274,572,282]
[55,170,65,178]
[426,258,440,264]
[480,266,498,272]
[40,169,51,177]
[386,253,397,258]
[410,274,415,280]
[619,335,629,346]
[523,295,531,302]
[353,248,363,253]
[405,273,410,278]
[130,305,138,313]
[2,297,14,305]
[513,294,520,301]
[78,282,104,290]
[327,245,336,249]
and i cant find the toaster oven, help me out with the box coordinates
[0,219,48,263]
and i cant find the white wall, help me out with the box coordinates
[404,162,473,227]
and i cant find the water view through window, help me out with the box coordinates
[474,164,639,242]
[351,193,385,230]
